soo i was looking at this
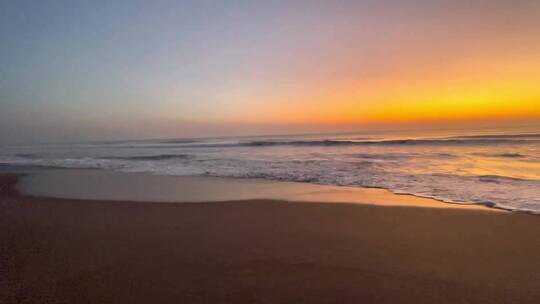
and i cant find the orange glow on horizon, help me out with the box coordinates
[247,54,540,126]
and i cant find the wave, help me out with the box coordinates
[494,153,525,158]
[69,137,537,149]
[475,174,529,183]
[227,137,538,148]
[351,152,422,160]
[103,154,192,161]
[454,133,540,139]
[158,139,200,144]
[24,133,537,150]
[473,152,526,158]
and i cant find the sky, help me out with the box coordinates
[1,0,539,144]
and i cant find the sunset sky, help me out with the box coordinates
[1,1,539,143]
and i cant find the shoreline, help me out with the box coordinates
[15,168,498,212]
[2,173,540,303]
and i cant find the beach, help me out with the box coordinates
[2,173,540,303]
[3,1,540,303]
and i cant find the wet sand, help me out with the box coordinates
[2,174,540,303]
[17,169,493,210]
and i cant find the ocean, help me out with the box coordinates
[2,127,539,212]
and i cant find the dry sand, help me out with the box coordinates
[2,174,540,303]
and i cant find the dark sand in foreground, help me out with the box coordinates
[2,174,540,303]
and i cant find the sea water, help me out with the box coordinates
[2,127,539,212]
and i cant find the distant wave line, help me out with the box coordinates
[102,154,193,160]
